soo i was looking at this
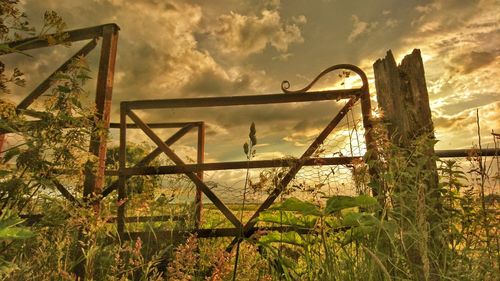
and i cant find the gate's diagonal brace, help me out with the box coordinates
[126,109,243,228]
[226,97,359,251]
[16,39,98,111]
[101,123,197,197]
[0,39,98,156]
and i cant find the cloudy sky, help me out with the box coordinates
[5,0,499,168]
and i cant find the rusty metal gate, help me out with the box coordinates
[0,25,376,245]
[111,64,376,251]
[1,23,383,250]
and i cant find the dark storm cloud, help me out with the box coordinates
[438,92,499,115]
[6,0,499,156]
[433,115,469,131]
[449,51,497,74]
[181,70,251,96]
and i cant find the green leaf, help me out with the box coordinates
[343,226,374,244]
[0,44,17,54]
[0,216,22,230]
[340,212,397,245]
[0,44,9,51]
[53,73,71,80]
[259,231,304,246]
[0,257,19,276]
[0,227,34,240]
[341,212,379,227]
[76,73,92,80]
[0,213,35,240]
[269,197,322,216]
[0,170,10,178]
[70,96,82,109]
[56,85,71,93]
[2,148,20,164]
[324,195,379,214]
[257,211,318,228]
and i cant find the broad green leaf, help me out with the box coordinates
[259,231,304,246]
[0,213,35,240]
[257,211,318,228]
[324,195,379,214]
[0,216,22,230]
[275,255,299,280]
[341,212,379,227]
[0,227,34,240]
[341,214,377,245]
[269,197,322,216]
[343,226,375,244]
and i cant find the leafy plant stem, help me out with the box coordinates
[232,122,256,281]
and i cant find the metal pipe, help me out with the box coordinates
[124,89,362,109]
[112,156,361,176]
[109,121,203,129]
[435,148,498,158]
[1,23,120,54]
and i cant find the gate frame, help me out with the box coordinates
[0,23,120,208]
[115,64,376,249]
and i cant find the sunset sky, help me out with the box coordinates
[6,0,500,170]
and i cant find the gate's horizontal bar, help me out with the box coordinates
[123,89,363,109]
[21,214,186,225]
[109,121,203,129]
[105,148,499,176]
[106,215,186,223]
[1,120,203,134]
[108,157,361,176]
[11,150,495,177]
[123,226,351,240]
[435,148,498,158]
[1,23,120,55]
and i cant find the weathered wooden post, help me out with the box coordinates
[373,49,443,281]
[194,122,205,229]
[76,24,119,280]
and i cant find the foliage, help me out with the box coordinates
[254,194,389,280]
[0,2,498,280]
[106,144,163,196]
[242,120,498,281]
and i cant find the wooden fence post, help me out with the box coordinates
[373,49,443,281]
[76,24,119,280]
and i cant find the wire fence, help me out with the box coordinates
[112,101,499,233]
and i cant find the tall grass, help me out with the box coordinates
[0,2,497,278]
